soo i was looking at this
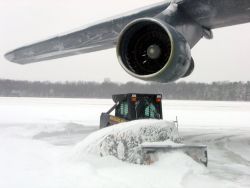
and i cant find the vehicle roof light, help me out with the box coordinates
[131,94,137,102]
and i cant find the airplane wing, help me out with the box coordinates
[5,0,250,64]
[5,2,169,64]
[181,0,250,29]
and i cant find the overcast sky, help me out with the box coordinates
[1,0,250,83]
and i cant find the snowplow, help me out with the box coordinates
[100,93,163,128]
[99,93,208,166]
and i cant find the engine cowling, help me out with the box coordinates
[117,18,193,83]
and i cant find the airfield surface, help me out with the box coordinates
[0,97,249,188]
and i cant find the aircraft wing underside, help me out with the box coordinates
[5,0,250,64]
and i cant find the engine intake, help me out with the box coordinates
[117,18,192,83]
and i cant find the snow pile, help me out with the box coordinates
[0,126,242,188]
[73,120,180,163]
[1,98,250,188]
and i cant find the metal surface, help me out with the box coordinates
[5,0,250,65]
[5,2,169,64]
[141,143,208,166]
[117,17,192,82]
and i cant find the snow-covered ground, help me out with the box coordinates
[0,97,249,188]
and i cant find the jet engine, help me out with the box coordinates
[117,18,193,83]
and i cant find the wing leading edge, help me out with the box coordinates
[5,2,169,64]
[5,0,250,64]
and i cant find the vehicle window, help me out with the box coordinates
[145,103,158,118]
[116,101,128,118]
[135,98,160,119]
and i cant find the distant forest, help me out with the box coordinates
[0,79,250,101]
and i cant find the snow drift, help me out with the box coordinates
[74,120,181,163]
[1,98,250,188]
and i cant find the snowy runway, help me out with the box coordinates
[0,97,249,188]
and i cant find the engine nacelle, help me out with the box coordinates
[117,18,193,83]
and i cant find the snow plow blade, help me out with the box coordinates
[141,143,208,166]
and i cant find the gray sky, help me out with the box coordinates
[1,0,250,83]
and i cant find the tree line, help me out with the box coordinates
[0,79,250,101]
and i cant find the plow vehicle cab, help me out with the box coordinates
[100,93,163,128]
